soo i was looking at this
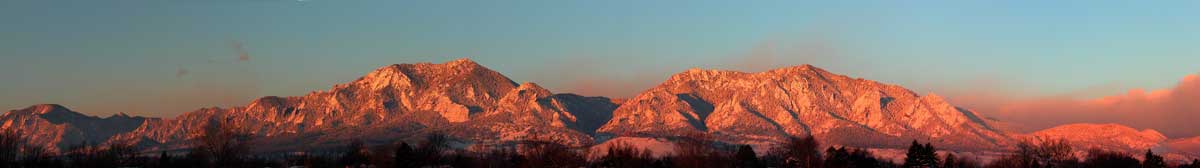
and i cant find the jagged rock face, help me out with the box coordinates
[1026,123,1168,153]
[0,104,146,151]
[428,83,620,147]
[106,59,616,151]
[6,58,1195,158]
[598,65,1012,150]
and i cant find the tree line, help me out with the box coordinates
[1,121,1199,168]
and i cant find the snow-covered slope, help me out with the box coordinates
[103,58,616,151]
[0,104,147,151]
[1025,123,1167,153]
[588,137,677,159]
[2,58,1194,160]
[597,65,1012,150]
[1022,123,1200,162]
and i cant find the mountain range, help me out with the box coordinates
[3,58,1197,161]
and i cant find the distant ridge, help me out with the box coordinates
[2,58,1194,161]
[598,64,1011,150]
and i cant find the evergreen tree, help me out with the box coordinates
[942,153,981,168]
[394,142,416,168]
[157,151,172,167]
[770,136,822,167]
[1141,149,1166,168]
[824,147,848,168]
[338,139,369,167]
[942,153,956,168]
[924,143,940,167]
[1081,149,1138,168]
[1182,159,1200,168]
[903,140,939,168]
[903,141,922,167]
[735,145,762,168]
[191,119,253,167]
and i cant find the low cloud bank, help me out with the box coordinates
[967,73,1200,138]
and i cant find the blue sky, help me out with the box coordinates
[2,0,1198,117]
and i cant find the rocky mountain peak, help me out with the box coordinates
[110,112,131,118]
[447,58,482,68]
[421,58,487,76]
[513,82,552,97]
[1,104,147,151]
[26,104,71,115]
[600,64,1014,150]
[13,104,91,123]
[668,68,746,83]
[349,64,415,90]
[247,96,288,108]
[344,58,505,91]
[9,60,1196,159]
[666,64,837,87]
[764,64,825,75]
[496,82,554,111]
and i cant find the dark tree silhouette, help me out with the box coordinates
[156,151,173,167]
[19,143,56,167]
[338,139,369,167]
[1081,149,1139,168]
[404,133,452,167]
[287,152,332,168]
[818,146,893,168]
[988,142,1038,168]
[825,146,851,168]
[0,129,22,166]
[734,145,762,168]
[106,142,140,167]
[943,153,957,168]
[1035,139,1077,167]
[191,118,254,167]
[987,139,1077,168]
[768,136,822,167]
[1180,159,1200,168]
[942,153,980,168]
[475,146,520,168]
[903,140,938,168]
[394,142,418,168]
[671,132,731,168]
[518,140,585,168]
[595,142,656,167]
[11,126,1191,168]
[62,141,142,168]
[1142,149,1166,168]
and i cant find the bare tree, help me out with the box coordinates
[19,143,56,167]
[988,139,1078,168]
[519,140,585,168]
[405,132,451,167]
[673,132,731,168]
[1034,139,1076,167]
[595,142,655,167]
[191,118,254,167]
[0,129,22,166]
[106,142,139,166]
[769,136,822,167]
